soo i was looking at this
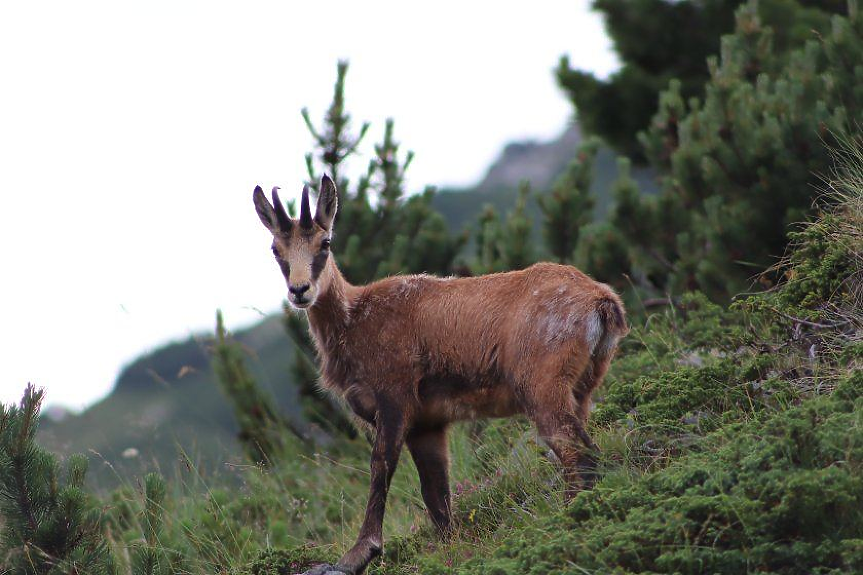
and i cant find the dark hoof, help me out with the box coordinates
[577,452,601,489]
[580,469,600,490]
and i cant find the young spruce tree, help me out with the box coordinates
[212,311,305,463]
[283,62,467,440]
[0,385,115,574]
[558,0,846,159]
[538,138,600,264]
[576,0,861,302]
[473,182,536,274]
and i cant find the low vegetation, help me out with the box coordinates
[2,2,861,573]
[2,140,860,572]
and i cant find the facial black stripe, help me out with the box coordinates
[311,250,328,281]
[278,259,291,276]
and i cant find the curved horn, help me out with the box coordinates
[271,187,292,232]
[299,184,313,229]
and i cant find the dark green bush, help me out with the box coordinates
[459,370,861,574]
[0,385,115,575]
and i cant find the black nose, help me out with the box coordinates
[289,283,310,297]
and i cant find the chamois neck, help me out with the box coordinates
[306,258,354,346]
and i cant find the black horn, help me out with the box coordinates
[299,184,313,229]
[271,187,292,232]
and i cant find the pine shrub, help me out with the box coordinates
[0,385,115,574]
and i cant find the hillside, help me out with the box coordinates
[38,316,299,486]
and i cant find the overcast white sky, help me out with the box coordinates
[0,1,618,411]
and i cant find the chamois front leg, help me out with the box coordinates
[334,402,408,574]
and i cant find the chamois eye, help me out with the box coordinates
[321,238,331,251]
[271,246,280,259]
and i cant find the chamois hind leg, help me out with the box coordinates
[573,355,613,423]
[406,425,452,536]
[333,398,409,575]
[568,356,614,487]
[522,356,600,499]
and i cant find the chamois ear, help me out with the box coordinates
[253,185,278,233]
[315,174,338,232]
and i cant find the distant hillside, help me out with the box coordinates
[432,124,657,235]
[39,124,655,486]
[38,316,300,487]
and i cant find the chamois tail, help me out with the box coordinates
[586,296,629,359]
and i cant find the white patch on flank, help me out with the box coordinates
[537,306,585,346]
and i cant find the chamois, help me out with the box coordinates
[252,175,628,575]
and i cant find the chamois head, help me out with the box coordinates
[253,175,338,309]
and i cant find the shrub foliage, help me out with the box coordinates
[2,4,861,574]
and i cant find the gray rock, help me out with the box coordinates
[299,564,351,575]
